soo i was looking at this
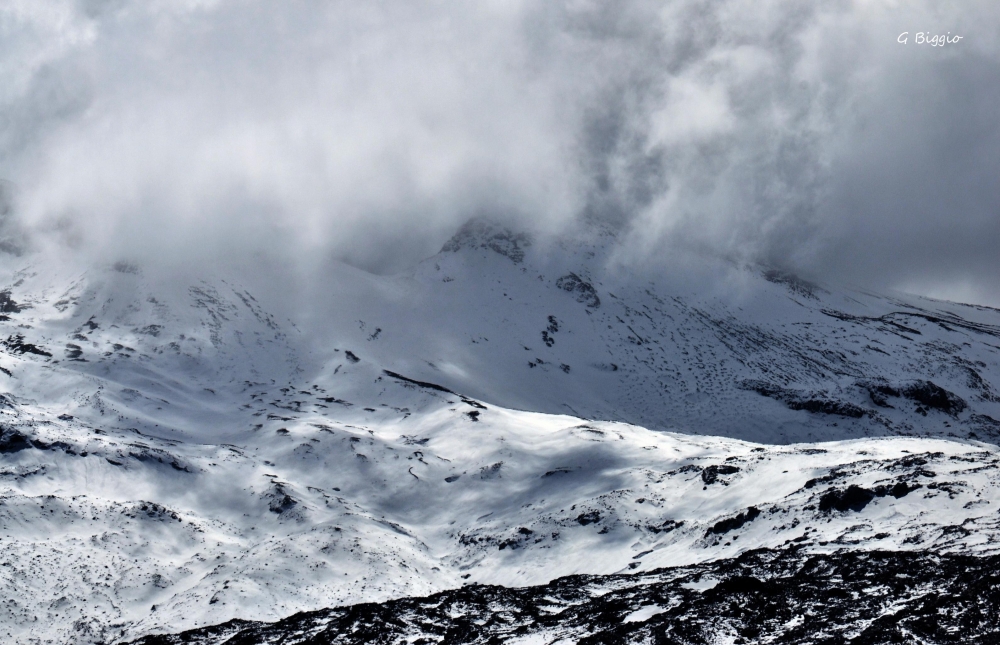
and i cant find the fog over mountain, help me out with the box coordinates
[4,3,1000,645]
[1,0,999,302]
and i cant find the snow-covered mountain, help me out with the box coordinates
[2,220,1000,643]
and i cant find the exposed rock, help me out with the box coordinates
[2,333,51,357]
[113,261,142,275]
[857,379,967,416]
[0,289,22,313]
[819,481,921,513]
[762,269,825,300]
[440,218,531,264]
[706,506,760,535]
[555,273,601,308]
[128,549,1000,645]
[701,464,740,485]
[901,380,967,416]
[741,380,866,418]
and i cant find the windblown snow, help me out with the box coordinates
[2,220,1000,644]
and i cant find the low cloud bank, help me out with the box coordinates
[1,1,998,302]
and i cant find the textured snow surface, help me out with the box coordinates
[2,221,1000,643]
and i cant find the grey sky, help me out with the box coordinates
[2,1,998,303]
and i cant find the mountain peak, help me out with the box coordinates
[440,218,532,264]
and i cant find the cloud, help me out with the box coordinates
[1,1,585,270]
[1,0,998,302]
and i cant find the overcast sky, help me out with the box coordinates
[2,1,998,304]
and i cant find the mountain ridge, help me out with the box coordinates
[1,219,1000,643]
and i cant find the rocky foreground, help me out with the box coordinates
[132,548,1000,644]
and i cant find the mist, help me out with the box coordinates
[1,1,998,303]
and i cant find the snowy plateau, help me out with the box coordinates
[1,219,999,644]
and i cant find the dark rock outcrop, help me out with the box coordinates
[741,380,866,418]
[555,273,601,308]
[127,548,1000,645]
[441,219,531,264]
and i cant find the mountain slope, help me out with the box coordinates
[307,219,1000,443]
[2,220,1000,643]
